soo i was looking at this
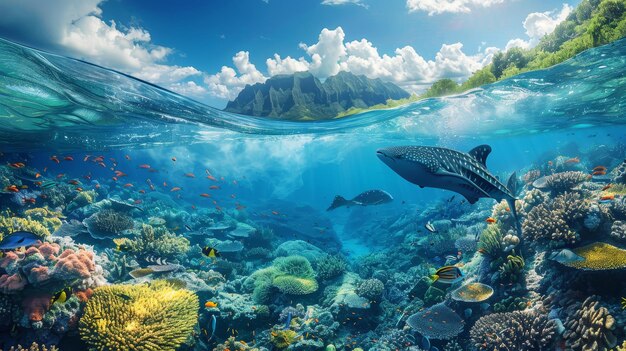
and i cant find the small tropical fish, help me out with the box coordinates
[75,187,83,192]
[124,183,134,188]
[485,217,497,224]
[23,198,36,204]
[83,155,91,162]
[50,156,60,164]
[271,211,279,215]
[208,315,217,341]
[9,162,25,168]
[565,157,580,164]
[230,194,236,199]
[425,221,438,233]
[41,181,57,189]
[600,194,615,201]
[125,155,131,160]
[592,170,606,176]
[171,187,182,192]
[139,164,151,169]
[134,200,142,204]
[35,173,41,179]
[207,175,217,181]
[171,157,177,162]
[113,238,132,252]
[593,166,607,172]
[114,170,127,177]
[63,156,73,161]
[139,189,146,194]
[185,173,195,178]
[209,185,220,190]
[602,184,612,191]
[5,185,19,192]
[93,156,104,162]
[202,246,220,258]
[97,162,106,168]
[205,301,218,308]
[431,266,464,284]
[68,180,79,185]
[200,193,210,198]
[284,311,293,329]
[0,231,40,250]
[50,287,72,305]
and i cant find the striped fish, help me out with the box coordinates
[144,255,169,265]
[431,266,464,284]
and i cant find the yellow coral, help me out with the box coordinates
[451,282,494,302]
[79,280,198,351]
[564,242,626,270]
[270,329,300,349]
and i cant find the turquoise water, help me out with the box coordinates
[0,37,626,350]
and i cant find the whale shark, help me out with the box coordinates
[376,144,522,235]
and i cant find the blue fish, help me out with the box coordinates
[284,311,293,329]
[0,231,40,250]
[207,315,216,341]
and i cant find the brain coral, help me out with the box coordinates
[79,280,198,351]
[470,310,557,351]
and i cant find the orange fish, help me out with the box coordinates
[112,177,118,181]
[35,173,41,179]
[95,183,100,189]
[209,185,220,190]
[163,181,168,187]
[34,181,42,186]
[206,175,217,181]
[171,187,182,192]
[592,170,606,176]
[84,174,92,180]
[64,156,73,161]
[191,205,196,210]
[124,183,134,188]
[593,166,607,172]
[114,171,127,177]
[485,217,497,223]
[602,184,612,191]
[93,156,104,162]
[23,198,36,204]
[200,193,211,198]
[139,189,146,194]
[56,173,65,179]
[184,173,195,178]
[171,157,177,162]
[98,162,106,168]
[125,155,131,160]
[139,164,151,169]
[83,155,90,162]
[50,156,60,164]
[68,180,79,185]
[5,185,19,192]
[75,187,83,192]
[565,157,580,164]
[600,194,615,201]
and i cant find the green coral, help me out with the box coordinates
[273,275,319,295]
[79,280,198,351]
[478,224,503,258]
[248,256,319,301]
[0,208,61,239]
[424,285,446,306]
[316,254,347,280]
[498,253,525,283]
[128,224,190,258]
[270,329,300,349]
[494,296,528,312]
[356,278,384,300]
[67,190,97,210]
[273,256,315,278]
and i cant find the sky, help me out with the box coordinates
[0,0,579,108]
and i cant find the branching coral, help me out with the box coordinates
[611,220,626,242]
[355,278,384,300]
[126,224,189,258]
[535,171,588,193]
[0,343,59,351]
[522,192,587,248]
[563,295,617,351]
[270,329,301,349]
[79,280,198,351]
[470,310,557,350]
[83,209,133,239]
[0,208,62,239]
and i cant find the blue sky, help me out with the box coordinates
[0,0,579,107]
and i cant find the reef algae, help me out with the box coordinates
[79,280,198,351]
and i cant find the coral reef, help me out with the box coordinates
[563,296,617,351]
[406,303,464,340]
[83,209,133,239]
[470,310,557,350]
[79,280,198,351]
[561,242,626,270]
[355,278,384,300]
[316,254,347,280]
[0,343,59,351]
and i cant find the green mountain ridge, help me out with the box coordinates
[223,71,410,120]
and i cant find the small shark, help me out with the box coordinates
[376,144,522,236]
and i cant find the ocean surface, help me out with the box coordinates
[1,37,626,350]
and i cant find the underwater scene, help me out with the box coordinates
[1,1,626,350]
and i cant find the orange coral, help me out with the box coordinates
[54,249,96,279]
[75,288,94,303]
[22,292,51,321]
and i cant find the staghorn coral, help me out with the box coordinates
[316,254,347,280]
[79,280,198,351]
[406,303,464,340]
[0,208,62,239]
[355,278,384,300]
[522,192,587,248]
[83,209,133,239]
[470,310,557,350]
[563,295,617,351]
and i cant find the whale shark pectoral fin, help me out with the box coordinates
[435,169,492,201]
[468,145,492,167]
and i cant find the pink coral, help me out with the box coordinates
[53,249,96,279]
[28,266,51,284]
[22,292,51,321]
[37,242,60,259]
[0,251,21,269]
[0,273,27,293]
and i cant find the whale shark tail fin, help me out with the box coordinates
[327,195,351,211]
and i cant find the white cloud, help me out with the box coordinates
[204,51,267,100]
[266,54,310,76]
[0,0,200,87]
[321,0,369,9]
[505,4,572,50]
[301,27,347,79]
[406,0,504,15]
[168,81,207,98]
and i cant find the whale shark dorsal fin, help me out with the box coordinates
[468,145,492,167]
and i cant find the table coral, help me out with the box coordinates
[406,303,464,340]
[562,242,626,270]
[79,280,198,351]
[451,282,494,302]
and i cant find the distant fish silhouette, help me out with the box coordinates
[327,190,393,211]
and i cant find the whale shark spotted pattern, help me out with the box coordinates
[376,144,522,235]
